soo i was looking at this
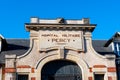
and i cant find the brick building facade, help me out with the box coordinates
[0,17,119,80]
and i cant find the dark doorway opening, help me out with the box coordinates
[41,60,82,80]
[94,74,104,80]
[18,74,28,80]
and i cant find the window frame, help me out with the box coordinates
[17,73,29,80]
[114,42,120,56]
[94,72,105,80]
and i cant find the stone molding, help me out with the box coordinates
[5,68,16,73]
[25,24,96,32]
[35,53,89,80]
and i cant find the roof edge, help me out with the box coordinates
[104,32,120,47]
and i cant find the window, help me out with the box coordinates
[18,74,28,80]
[118,43,120,51]
[94,74,104,80]
[114,42,120,56]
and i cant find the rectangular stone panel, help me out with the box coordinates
[39,30,84,51]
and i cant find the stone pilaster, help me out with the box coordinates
[105,55,117,80]
[5,55,16,80]
[84,31,92,40]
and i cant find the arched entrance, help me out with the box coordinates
[41,60,82,80]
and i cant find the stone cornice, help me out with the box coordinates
[25,23,96,32]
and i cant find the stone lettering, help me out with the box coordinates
[39,31,83,51]
[52,38,70,43]
[41,34,58,37]
[62,34,80,37]
[40,33,80,44]
[41,34,80,38]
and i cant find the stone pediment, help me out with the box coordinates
[25,17,96,52]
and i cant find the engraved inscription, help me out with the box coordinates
[39,30,84,51]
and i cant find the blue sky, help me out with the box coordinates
[0,0,120,40]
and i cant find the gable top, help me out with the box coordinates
[0,34,4,40]
[104,32,120,47]
[30,17,90,24]
[0,34,7,52]
[25,17,96,32]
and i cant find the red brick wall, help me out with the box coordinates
[88,77,93,80]
[93,65,106,68]
[107,67,116,72]
[31,77,36,80]
[5,68,16,73]
[89,67,92,72]
[108,76,112,80]
[31,68,34,73]
[17,65,31,68]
